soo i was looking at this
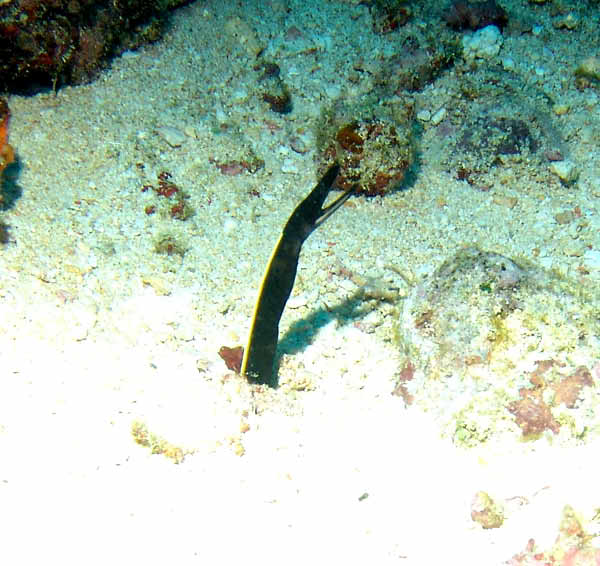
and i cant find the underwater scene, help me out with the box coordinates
[1,0,600,563]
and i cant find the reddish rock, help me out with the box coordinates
[218,345,244,373]
[0,97,14,181]
[320,116,414,197]
[508,387,560,437]
[392,361,415,404]
[553,366,593,408]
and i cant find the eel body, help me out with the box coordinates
[241,165,354,386]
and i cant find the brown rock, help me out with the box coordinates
[471,491,504,529]
[553,366,593,408]
[508,388,560,437]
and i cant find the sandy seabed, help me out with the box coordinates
[1,0,600,563]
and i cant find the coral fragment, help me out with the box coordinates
[508,388,560,437]
[218,345,244,373]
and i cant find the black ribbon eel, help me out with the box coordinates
[241,164,355,386]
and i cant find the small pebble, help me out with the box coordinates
[232,88,248,103]
[281,158,298,174]
[554,210,575,225]
[325,84,341,99]
[223,218,238,234]
[583,250,600,270]
[501,57,515,71]
[545,149,563,162]
[183,126,197,139]
[575,56,600,82]
[584,94,598,110]
[287,294,308,309]
[156,126,187,148]
[553,12,579,30]
[552,103,570,116]
[550,160,579,184]
[141,275,171,296]
[564,246,584,257]
[174,322,195,342]
[289,135,309,154]
[492,195,518,209]
[462,25,503,60]
[224,15,264,57]
[431,108,446,126]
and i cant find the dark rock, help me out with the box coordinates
[0,0,189,92]
[445,0,508,32]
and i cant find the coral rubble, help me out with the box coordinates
[395,247,600,447]
[316,95,415,196]
[0,0,189,91]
